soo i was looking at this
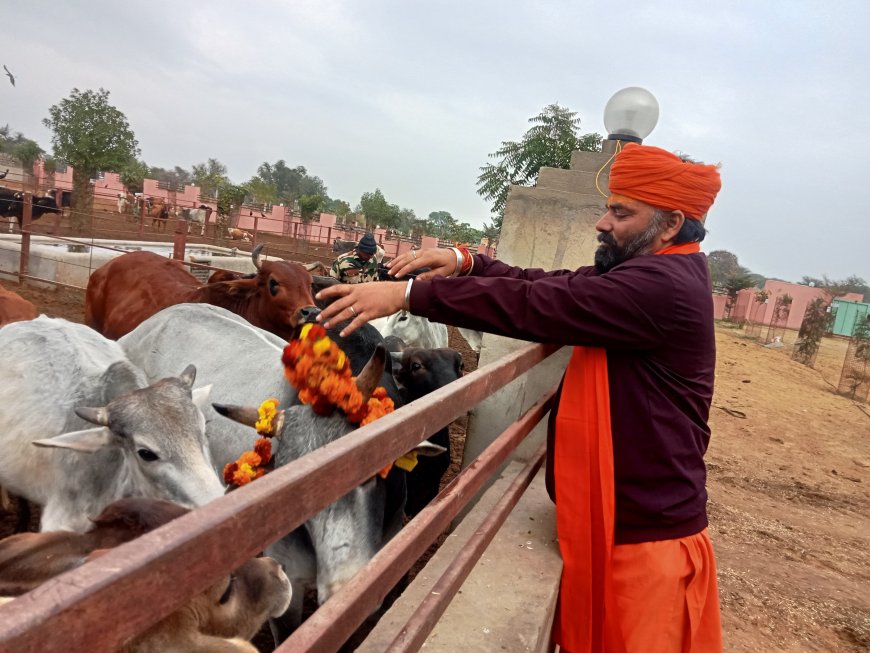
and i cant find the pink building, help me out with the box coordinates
[713,279,865,329]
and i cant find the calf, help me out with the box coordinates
[0,498,291,653]
[0,283,37,327]
[228,227,251,241]
[0,317,223,532]
[391,344,464,515]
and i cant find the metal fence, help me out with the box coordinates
[3,192,489,289]
[837,316,870,403]
[0,339,560,652]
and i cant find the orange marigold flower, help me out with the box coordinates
[223,461,239,485]
[254,438,272,463]
[239,450,262,469]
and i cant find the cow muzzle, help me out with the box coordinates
[298,306,321,324]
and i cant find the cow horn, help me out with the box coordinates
[252,244,265,270]
[212,403,286,439]
[75,406,109,426]
[356,344,387,402]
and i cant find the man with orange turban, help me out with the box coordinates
[316,143,724,652]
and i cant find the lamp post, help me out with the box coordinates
[602,87,659,152]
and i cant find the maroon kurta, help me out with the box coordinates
[409,252,715,544]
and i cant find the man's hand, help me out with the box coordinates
[387,247,457,280]
[316,281,406,337]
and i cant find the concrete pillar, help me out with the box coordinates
[461,149,613,475]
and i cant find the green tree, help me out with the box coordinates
[120,159,150,193]
[800,275,869,299]
[246,176,278,206]
[298,193,324,223]
[0,125,44,174]
[191,158,228,199]
[215,180,247,244]
[448,221,483,245]
[723,269,756,320]
[43,88,139,230]
[255,160,327,206]
[707,250,741,289]
[426,210,457,240]
[358,189,400,229]
[477,103,602,229]
[148,165,192,189]
[323,198,352,220]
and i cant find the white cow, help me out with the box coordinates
[369,312,449,350]
[182,205,214,235]
[0,316,223,532]
[456,327,483,353]
[120,304,443,639]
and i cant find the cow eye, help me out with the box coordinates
[269,278,280,296]
[137,448,159,462]
[219,574,235,604]
[411,362,423,372]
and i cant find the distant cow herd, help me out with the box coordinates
[0,242,483,648]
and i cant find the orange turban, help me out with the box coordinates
[609,143,721,220]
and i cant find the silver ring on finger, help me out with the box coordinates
[349,306,357,317]
[412,249,417,260]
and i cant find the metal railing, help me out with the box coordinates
[0,342,560,653]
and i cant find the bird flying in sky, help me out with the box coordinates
[3,65,15,87]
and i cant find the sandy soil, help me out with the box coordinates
[2,279,867,652]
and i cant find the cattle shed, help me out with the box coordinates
[832,298,870,337]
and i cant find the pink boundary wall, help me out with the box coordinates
[714,280,865,328]
[29,162,498,258]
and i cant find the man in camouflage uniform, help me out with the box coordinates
[329,232,380,284]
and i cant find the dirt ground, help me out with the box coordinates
[2,280,868,652]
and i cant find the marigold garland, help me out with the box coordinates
[223,399,277,487]
[255,398,279,435]
[281,323,394,425]
[224,325,395,488]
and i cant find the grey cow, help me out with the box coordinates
[120,303,442,637]
[0,317,223,532]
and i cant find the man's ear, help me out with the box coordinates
[661,210,685,243]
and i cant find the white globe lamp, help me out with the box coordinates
[603,87,660,143]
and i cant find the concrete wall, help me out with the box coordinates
[462,148,611,474]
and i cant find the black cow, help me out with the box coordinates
[390,343,464,516]
[0,188,60,233]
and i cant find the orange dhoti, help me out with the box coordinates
[606,528,722,653]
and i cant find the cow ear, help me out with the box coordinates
[356,344,386,401]
[179,365,197,389]
[191,385,213,410]
[33,427,113,453]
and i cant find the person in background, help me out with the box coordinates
[329,232,380,284]
[315,143,724,653]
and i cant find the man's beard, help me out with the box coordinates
[594,220,662,273]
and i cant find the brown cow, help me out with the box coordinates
[145,198,171,232]
[227,227,252,241]
[85,245,318,340]
[0,283,37,327]
[0,498,291,653]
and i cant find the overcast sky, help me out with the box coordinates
[3,0,868,283]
